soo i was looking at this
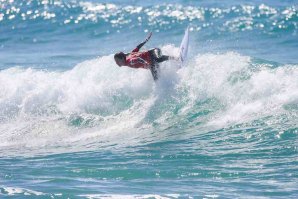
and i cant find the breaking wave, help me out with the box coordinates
[0,46,297,156]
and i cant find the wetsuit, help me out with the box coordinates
[125,50,152,69]
[125,41,170,80]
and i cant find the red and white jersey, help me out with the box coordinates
[124,48,152,69]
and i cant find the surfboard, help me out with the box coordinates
[179,27,189,65]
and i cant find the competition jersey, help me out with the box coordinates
[125,47,152,69]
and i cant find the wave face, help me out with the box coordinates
[0,0,298,198]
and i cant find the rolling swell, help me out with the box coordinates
[1,0,297,68]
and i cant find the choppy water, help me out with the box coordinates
[0,0,297,198]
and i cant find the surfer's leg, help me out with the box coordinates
[149,48,178,63]
[150,63,160,81]
[155,55,169,63]
[156,55,179,63]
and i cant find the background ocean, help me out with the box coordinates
[0,0,297,198]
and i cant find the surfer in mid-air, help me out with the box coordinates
[114,32,178,81]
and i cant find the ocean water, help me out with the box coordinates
[0,0,297,198]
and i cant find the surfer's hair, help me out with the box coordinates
[114,52,126,60]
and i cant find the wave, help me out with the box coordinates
[0,46,297,156]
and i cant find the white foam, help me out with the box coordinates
[79,194,180,199]
[0,48,297,156]
[177,52,298,126]
[0,186,44,196]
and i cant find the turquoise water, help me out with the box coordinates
[0,0,297,198]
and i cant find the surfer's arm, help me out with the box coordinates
[132,32,152,52]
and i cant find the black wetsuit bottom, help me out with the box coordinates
[148,48,169,81]
[154,55,170,63]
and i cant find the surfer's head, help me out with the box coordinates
[114,52,126,67]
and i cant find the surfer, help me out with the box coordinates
[114,32,177,81]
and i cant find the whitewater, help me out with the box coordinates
[0,0,297,198]
[0,48,297,155]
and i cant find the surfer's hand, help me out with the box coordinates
[145,32,152,42]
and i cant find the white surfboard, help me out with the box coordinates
[179,27,189,65]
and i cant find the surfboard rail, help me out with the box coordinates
[179,26,190,66]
